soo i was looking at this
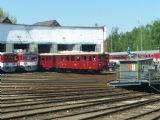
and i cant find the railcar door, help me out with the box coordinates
[81,55,87,70]
[87,55,97,70]
[75,55,81,69]
[57,55,65,69]
[40,55,53,70]
[46,56,53,69]
[96,54,108,71]
[39,56,45,68]
[70,55,75,69]
[65,55,70,69]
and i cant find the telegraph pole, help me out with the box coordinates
[140,27,143,51]
[138,21,143,51]
[111,32,112,52]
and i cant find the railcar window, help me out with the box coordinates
[46,56,51,61]
[66,56,69,61]
[82,56,86,61]
[14,56,18,61]
[76,56,80,61]
[93,56,96,61]
[0,55,3,61]
[0,56,2,61]
[61,56,64,61]
[41,57,45,61]
[98,56,102,62]
[71,56,74,61]
[89,56,92,61]
[24,55,30,60]
[31,54,37,60]
[49,56,51,60]
[46,57,48,61]
[4,55,14,61]
[106,57,109,63]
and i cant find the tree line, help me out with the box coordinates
[106,20,160,52]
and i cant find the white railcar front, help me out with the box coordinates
[17,53,38,71]
[0,52,18,73]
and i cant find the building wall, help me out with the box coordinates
[0,23,106,53]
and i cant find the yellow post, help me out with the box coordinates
[136,62,139,80]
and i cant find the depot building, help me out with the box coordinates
[0,17,106,53]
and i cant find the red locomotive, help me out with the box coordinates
[39,52,109,72]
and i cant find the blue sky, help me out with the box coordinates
[0,0,160,35]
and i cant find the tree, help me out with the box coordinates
[106,19,160,52]
[0,8,17,23]
[150,20,160,50]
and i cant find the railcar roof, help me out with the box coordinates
[17,52,37,55]
[108,50,159,55]
[40,52,106,56]
[120,58,153,62]
[0,52,17,55]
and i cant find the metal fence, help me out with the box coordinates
[115,70,160,85]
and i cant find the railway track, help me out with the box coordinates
[1,72,160,120]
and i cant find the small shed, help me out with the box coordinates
[109,58,158,86]
[119,58,153,80]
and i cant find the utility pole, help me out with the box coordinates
[138,21,143,51]
[111,33,112,52]
[140,27,143,51]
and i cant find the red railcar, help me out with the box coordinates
[109,53,128,63]
[109,51,160,64]
[39,53,109,72]
[153,53,160,64]
[39,53,56,70]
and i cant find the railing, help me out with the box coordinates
[115,70,160,84]
[148,71,160,85]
